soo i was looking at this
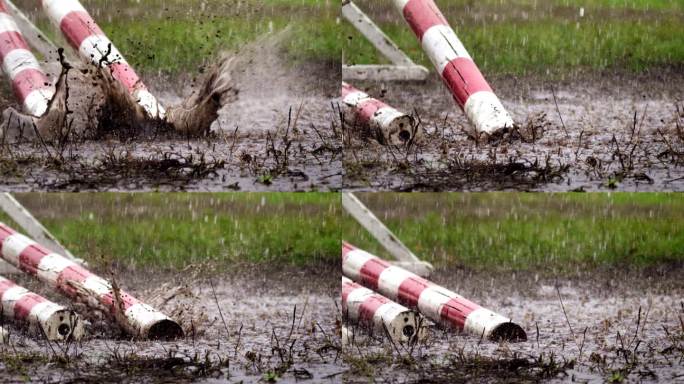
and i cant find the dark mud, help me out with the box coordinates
[0,264,343,383]
[0,14,341,192]
[343,70,684,191]
[342,266,684,383]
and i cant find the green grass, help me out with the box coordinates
[0,193,341,270]
[342,193,684,272]
[24,0,340,75]
[1,193,681,273]
[345,0,684,76]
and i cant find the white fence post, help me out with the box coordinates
[342,0,428,81]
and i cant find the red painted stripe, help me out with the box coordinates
[0,279,16,296]
[441,57,492,108]
[397,276,430,308]
[358,258,390,291]
[13,293,47,321]
[440,297,480,331]
[110,62,141,92]
[0,30,30,58]
[101,289,140,313]
[358,294,388,324]
[11,68,50,102]
[355,99,387,124]
[19,243,50,276]
[59,10,103,51]
[0,2,8,13]
[56,265,92,296]
[402,0,449,41]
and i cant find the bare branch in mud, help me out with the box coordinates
[550,85,569,138]
[209,279,230,340]
[111,276,133,337]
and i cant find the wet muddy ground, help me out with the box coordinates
[342,266,684,383]
[0,3,341,192]
[343,70,684,192]
[0,264,343,383]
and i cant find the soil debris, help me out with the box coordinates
[343,70,684,192]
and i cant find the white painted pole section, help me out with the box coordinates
[341,0,428,81]
[342,64,430,82]
[392,0,514,134]
[0,276,84,341]
[0,1,54,117]
[342,193,433,277]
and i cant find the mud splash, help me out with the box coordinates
[0,32,342,191]
[0,264,343,383]
[343,70,684,192]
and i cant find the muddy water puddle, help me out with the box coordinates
[1,129,341,192]
[0,266,343,383]
[343,73,684,192]
[343,268,684,383]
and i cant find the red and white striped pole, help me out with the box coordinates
[0,223,183,340]
[342,82,419,145]
[393,0,514,134]
[0,276,84,341]
[342,242,526,342]
[41,0,165,119]
[0,0,54,117]
[342,276,426,344]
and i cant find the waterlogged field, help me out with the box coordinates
[0,0,342,192]
[0,193,342,383]
[340,193,684,383]
[342,0,684,191]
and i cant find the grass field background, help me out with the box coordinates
[20,0,339,75]
[344,0,684,76]
[0,193,681,272]
[15,0,682,77]
[344,193,684,272]
[1,193,341,270]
